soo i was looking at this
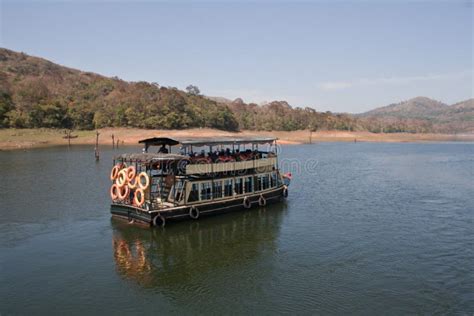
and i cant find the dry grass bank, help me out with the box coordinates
[0,128,473,151]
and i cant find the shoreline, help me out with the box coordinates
[0,128,473,151]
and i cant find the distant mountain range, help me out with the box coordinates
[358,96,473,133]
[0,47,472,133]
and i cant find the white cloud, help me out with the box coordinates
[318,70,472,91]
[319,81,353,91]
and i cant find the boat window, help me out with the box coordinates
[188,183,199,202]
[213,181,223,199]
[255,175,262,191]
[244,176,253,193]
[171,180,185,202]
[200,182,212,200]
[224,179,233,197]
[235,178,243,195]
[262,174,270,190]
[271,172,277,187]
[276,172,282,186]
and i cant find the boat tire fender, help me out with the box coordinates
[189,206,200,219]
[258,194,266,206]
[243,197,251,209]
[282,186,288,198]
[153,214,166,227]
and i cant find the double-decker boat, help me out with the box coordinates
[109,137,291,227]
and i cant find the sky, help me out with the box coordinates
[1,0,472,113]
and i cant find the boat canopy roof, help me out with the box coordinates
[138,137,277,151]
[138,137,180,152]
[178,137,276,147]
[138,136,277,148]
[139,137,179,146]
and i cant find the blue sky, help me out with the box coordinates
[1,1,472,113]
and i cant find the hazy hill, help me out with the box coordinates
[359,97,474,133]
[205,96,234,105]
[361,97,448,119]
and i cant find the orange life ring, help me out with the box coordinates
[137,172,150,190]
[118,184,130,200]
[126,166,136,182]
[117,169,128,187]
[110,184,120,200]
[134,188,145,207]
[110,164,121,181]
[128,175,138,189]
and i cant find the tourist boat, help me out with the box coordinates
[109,137,291,227]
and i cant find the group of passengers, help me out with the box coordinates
[187,148,263,163]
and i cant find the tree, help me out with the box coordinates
[185,85,200,96]
[0,92,14,128]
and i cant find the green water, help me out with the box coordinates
[1,143,473,314]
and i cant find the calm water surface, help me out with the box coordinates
[0,143,473,314]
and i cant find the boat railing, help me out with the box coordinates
[185,157,277,175]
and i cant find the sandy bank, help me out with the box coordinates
[0,128,473,151]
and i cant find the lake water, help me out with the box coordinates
[1,143,473,314]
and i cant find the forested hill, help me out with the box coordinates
[0,48,239,130]
[0,48,472,133]
[0,48,358,132]
[358,97,474,133]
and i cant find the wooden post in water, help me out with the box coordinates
[65,129,72,147]
[95,130,100,161]
[116,139,119,149]
[309,130,312,144]
[112,134,115,149]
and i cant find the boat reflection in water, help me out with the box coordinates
[111,203,286,289]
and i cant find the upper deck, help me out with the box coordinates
[113,136,279,175]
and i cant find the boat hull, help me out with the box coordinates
[111,185,287,227]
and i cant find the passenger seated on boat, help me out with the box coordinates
[209,151,218,162]
[216,151,235,163]
[234,149,241,161]
[158,144,169,154]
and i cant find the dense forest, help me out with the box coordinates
[0,49,238,131]
[0,48,472,133]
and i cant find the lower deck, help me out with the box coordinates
[111,185,287,227]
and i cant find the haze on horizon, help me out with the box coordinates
[1,0,472,113]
